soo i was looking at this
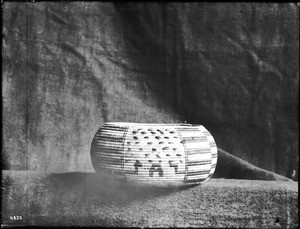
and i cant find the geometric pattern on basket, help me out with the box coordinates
[90,123,218,185]
[124,126,186,182]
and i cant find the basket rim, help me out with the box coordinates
[104,122,202,127]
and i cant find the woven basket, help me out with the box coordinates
[91,122,218,186]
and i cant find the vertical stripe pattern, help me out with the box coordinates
[91,123,129,179]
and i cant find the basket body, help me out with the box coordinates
[91,122,217,185]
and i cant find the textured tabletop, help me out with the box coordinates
[1,170,298,228]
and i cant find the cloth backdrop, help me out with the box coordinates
[2,2,299,180]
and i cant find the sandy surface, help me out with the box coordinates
[2,170,298,227]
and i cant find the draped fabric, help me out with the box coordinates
[2,2,298,180]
